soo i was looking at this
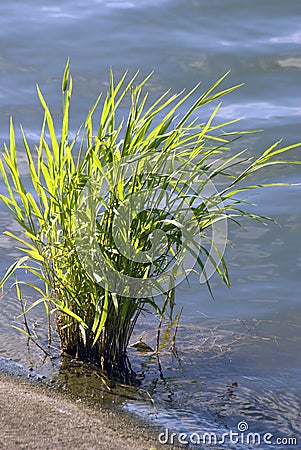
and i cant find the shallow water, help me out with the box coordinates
[0,1,300,448]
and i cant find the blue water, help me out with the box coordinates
[0,1,300,448]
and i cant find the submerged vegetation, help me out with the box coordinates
[0,61,300,383]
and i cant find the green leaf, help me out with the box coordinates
[0,256,29,288]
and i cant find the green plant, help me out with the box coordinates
[0,61,300,382]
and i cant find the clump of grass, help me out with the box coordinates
[0,61,300,383]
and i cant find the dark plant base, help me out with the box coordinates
[61,347,143,387]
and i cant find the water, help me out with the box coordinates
[0,0,300,448]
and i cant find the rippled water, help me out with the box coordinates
[0,1,300,448]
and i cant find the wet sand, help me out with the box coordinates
[0,372,181,450]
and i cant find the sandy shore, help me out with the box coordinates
[0,372,181,450]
